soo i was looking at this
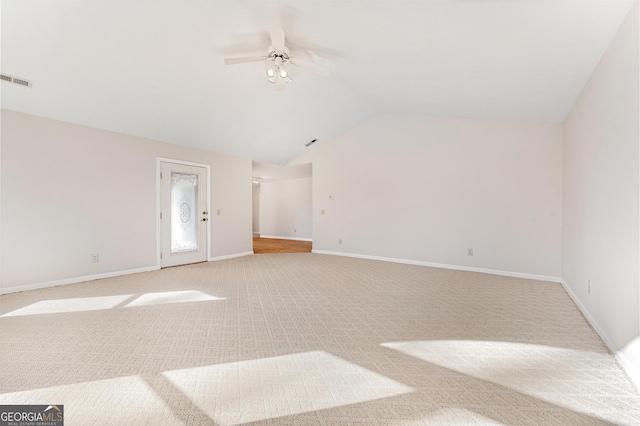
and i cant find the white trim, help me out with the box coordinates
[157,158,212,267]
[311,250,562,283]
[0,108,3,289]
[616,352,640,392]
[638,0,640,386]
[156,160,162,268]
[157,157,211,168]
[258,235,313,242]
[560,278,640,391]
[209,251,254,262]
[559,279,618,350]
[0,266,159,295]
[0,252,252,295]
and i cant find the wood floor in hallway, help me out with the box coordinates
[253,237,312,254]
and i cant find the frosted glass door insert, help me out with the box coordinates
[171,172,198,253]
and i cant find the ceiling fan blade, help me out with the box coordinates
[275,75,285,91]
[270,29,286,50]
[224,56,266,65]
[291,57,329,76]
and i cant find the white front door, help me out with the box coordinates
[160,161,208,267]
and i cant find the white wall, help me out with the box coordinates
[301,114,563,278]
[562,1,639,380]
[259,177,312,240]
[1,110,253,291]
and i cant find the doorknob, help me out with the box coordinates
[201,218,208,222]
[203,211,208,215]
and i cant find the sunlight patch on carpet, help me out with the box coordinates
[124,290,224,307]
[382,340,621,422]
[0,295,133,317]
[163,350,414,425]
[0,375,183,425]
[1,291,224,317]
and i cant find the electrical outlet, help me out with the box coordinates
[467,248,473,256]
[321,209,325,215]
[294,229,297,233]
[339,239,342,245]
[588,280,591,294]
[216,209,221,216]
[91,253,99,263]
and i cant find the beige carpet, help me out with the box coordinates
[1,253,639,425]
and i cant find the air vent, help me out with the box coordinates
[0,73,33,88]
[305,139,317,147]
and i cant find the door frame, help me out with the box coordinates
[156,157,211,267]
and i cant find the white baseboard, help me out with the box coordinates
[0,265,160,295]
[259,235,313,242]
[616,350,640,392]
[311,250,561,283]
[208,251,254,262]
[559,279,617,349]
[560,278,640,391]
[0,252,255,295]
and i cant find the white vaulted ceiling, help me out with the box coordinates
[1,1,635,165]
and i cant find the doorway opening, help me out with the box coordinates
[252,161,312,254]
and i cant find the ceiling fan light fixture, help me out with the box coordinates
[224,28,329,90]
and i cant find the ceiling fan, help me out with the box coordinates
[224,29,329,90]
